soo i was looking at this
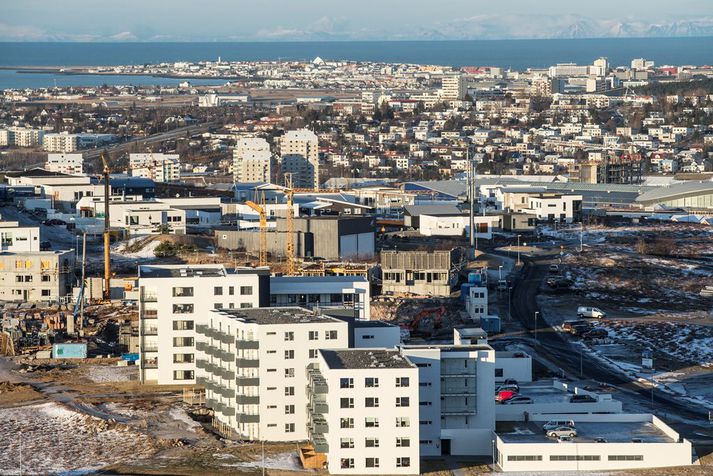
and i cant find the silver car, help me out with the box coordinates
[547,426,577,438]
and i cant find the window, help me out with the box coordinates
[214,286,223,295]
[340,438,354,449]
[173,353,194,363]
[396,437,410,447]
[396,457,410,468]
[507,456,543,462]
[340,418,354,429]
[495,368,504,377]
[340,378,353,389]
[284,331,294,341]
[172,370,194,380]
[228,286,235,295]
[172,337,194,347]
[396,377,410,387]
[285,350,295,359]
[419,420,432,425]
[365,417,379,428]
[172,287,193,297]
[420,401,432,406]
[396,397,410,407]
[609,455,643,461]
[365,458,379,468]
[340,458,354,469]
[308,331,318,340]
[325,330,338,340]
[551,455,600,461]
[362,334,374,340]
[341,398,354,409]
[285,404,295,414]
[240,303,253,308]
[213,303,223,310]
[365,397,379,408]
[365,438,379,448]
[284,387,294,396]
[172,303,193,314]
[365,377,379,388]
[41,290,51,297]
[309,349,318,359]
[41,275,51,282]
[240,286,253,295]
[172,320,194,331]
[395,417,409,428]
[285,368,295,378]
[284,423,295,433]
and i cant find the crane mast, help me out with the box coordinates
[284,174,296,276]
[101,153,111,301]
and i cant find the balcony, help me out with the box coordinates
[196,324,208,335]
[196,376,208,386]
[236,395,259,405]
[312,437,329,453]
[142,358,158,369]
[236,358,259,368]
[218,368,235,380]
[238,413,260,424]
[309,400,328,415]
[441,388,477,396]
[218,332,234,345]
[309,418,328,434]
[142,309,158,319]
[196,341,208,352]
[141,291,158,302]
[441,407,477,415]
[196,359,207,370]
[235,340,260,350]
[141,343,158,352]
[441,368,477,377]
[222,406,236,416]
[219,349,235,363]
[236,376,259,387]
[141,326,158,336]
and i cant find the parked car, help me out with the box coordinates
[503,378,519,386]
[548,264,560,273]
[570,394,597,403]
[582,328,609,340]
[570,324,592,336]
[547,426,577,438]
[543,420,575,431]
[503,396,533,405]
[42,219,66,226]
[547,277,573,289]
[577,306,606,318]
[496,390,517,402]
[563,319,589,333]
[595,437,607,443]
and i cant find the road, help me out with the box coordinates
[81,121,217,161]
[504,252,713,440]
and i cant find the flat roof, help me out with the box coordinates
[497,421,674,444]
[214,307,341,325]
[138,265,227,278]
[271,275,367,284]
[321,349,414,370]
[401,343,493,352]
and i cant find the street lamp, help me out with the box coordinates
[498,265,503,282]
[534,311,540,340]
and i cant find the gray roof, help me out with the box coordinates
[404,204,464,216]
[636,181,713,204]
[214,307,341,325]
[321,349,414,369]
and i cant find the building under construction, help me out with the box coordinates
[380,249,465,296]
[579,155,643,185]
[0,250,75,302]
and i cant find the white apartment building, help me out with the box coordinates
[310,349,421,475]
[137,265,270,385]
[524,193,583,223]
[46,153,84,175]
[129,153,181,183]
[440,73,467,100]
[6,127,44,147]
[279,129,320,189]
[196,307,349,442]
[401,343,496,457]
[43,133,79,153]
[0,221,40,252]
[233,137,272,183]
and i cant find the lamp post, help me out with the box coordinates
[534,311,539,340]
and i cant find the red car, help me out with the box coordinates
[496,390,517,403]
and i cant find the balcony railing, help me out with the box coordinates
[312,437,328,453]
[236,358,259,368]
[238,413,260,423]
[235,340,260,350]
[141,291,158,302]
[142,358,158,369]
[142,310,158,319]
[141,327,158,336]
[236,395,259,405]
[141,345,158,352]
[236,376,260,387]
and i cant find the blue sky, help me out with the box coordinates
[2,0,713,41]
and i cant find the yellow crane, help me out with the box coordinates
[100,153,112,301]
[245,191,268,267]
[284,174,296,276]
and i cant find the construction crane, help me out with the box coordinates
[284,173,296,276]
[245,192,268,267]
[101,153,112,301]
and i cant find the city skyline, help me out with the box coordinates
[3,0,713,42]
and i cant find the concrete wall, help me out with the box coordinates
[494,352,533,383]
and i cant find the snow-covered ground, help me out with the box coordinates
[221,451,303,471]
[84,364,138,383]
[112,236,162,259]
[0,402,157,475]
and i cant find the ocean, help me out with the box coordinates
[0,37,712,90]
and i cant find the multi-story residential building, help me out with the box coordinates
[0,221,40,252]
[46,153,84,175]
[524,193,583,223]
[233,137,272,183]
[195,307,350,441]
[440,73,467,100]
[269,275,371,320]
[137,264,270,385]
[129,153,181,183]
[380,249,461,296]
[0,250,75,302]
[7,127,44,147]
[43,133,79,153]
[309,349,420,474]
[279,129,319,189]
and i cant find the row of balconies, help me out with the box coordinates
[307,367,328,394]
[308,400,329,415]
[207,397,236,416]
[196,325,235,345]
[308,417,329,435]
[202,378,235,399]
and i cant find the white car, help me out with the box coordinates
[577,306,606,319]
[543,420,575,431]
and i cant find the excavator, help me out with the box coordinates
[402,306,446,337]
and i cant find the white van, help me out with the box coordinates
[543,419,575,431]
[577,306,606,319]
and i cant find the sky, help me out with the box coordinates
[2,0,713,41]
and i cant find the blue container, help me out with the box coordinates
[461,283,473,302]
[121,353,140,362]
[52,343,88,359]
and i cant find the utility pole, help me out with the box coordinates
[80,232,86,331]
[468,150,475,255]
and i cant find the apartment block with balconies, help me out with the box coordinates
[137,264,269,385]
